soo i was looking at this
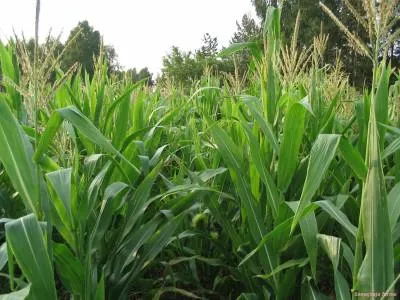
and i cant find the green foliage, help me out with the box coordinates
[161,34,234,89]
[123,67,153,85]
[252,0,278,20]
[0,2,399,299]
[5,215,57,300]
[61,21,101,76]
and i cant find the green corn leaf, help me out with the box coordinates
[32,112,63,162]
[0,100,44,215]
[204,195,242,249]
[45,168,75,248]
[339,138,367,180]
[86,161,119,219]
[0,243,7,271]
[379,274,400,300]
[209,122,278,287]
[334,271,351,300]
[103,85,135,133]
[93,84,105,127]
[277,100,308,191]
[379,123,400,136]
[218,41,261,60]
[342,242,354,274]
[121,162,163,239]
[241,95,279,154]
[95,273,105,300]
[291,134,340,232]
[0,285,31,300]
[139,215,182,265]
[318,234,341,269]
[46,168,73,225]
[166,255,225,267]
[289,134,341,277]
[236,293,259,300]
[132,92,145,132]
[113,88,132,147]
[382,136,400,159]
[241,121,280,218]
[239,217,292,267]
[315,200,357,237]
[33,106,139,175]
[388,183,400,233]
[115,215,183,297]
[90,182,129,252]
[303,279,330,300]
[287,201,318,279]
[318,234,351,300]
[36,155,60,172]
[374,65,391,151]
[356,87,394,296]
[0,42,21,114]
[53,243,84,296]
[153,287,200,300]
[117,219,161,273]
[197,167,227,183]
[263,6,281,42]
[149,145,168,167]
[320,93,340,133]
[5,214,57,300]
[256,258,309,280]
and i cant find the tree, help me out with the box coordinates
[104,45,120,74]
[252,0,278,21]
[162,46,201,87]
[387,10,400,71]
[125,67,153,85]
[161,34,234,88]
[231,14,260,44]
[61,21,101,77]
[251,0,374,87]
[197,33,218,59]
[230,14,261,77]
[61,21,122,77]
[197,33,235,75]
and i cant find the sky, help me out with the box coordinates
[1,0,257,75]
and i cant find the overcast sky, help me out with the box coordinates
[1,0,257,75]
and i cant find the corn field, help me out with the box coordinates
[0,3,399,300]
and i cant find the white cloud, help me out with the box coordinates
[1,0,257,75]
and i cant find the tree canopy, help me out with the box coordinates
[161,34,234,88]
[250,0,400,87]
[125,67,153,85]
[61,21,122,76]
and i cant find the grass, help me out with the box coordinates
[0,2,399,300]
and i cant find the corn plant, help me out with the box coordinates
[0,1,399,299]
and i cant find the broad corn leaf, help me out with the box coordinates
[5,214,57,300]
[291,134,340,231]
[278,100,308,191]
[356,92,394,297]
[210,122,278,287]
[0,99,44,215]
